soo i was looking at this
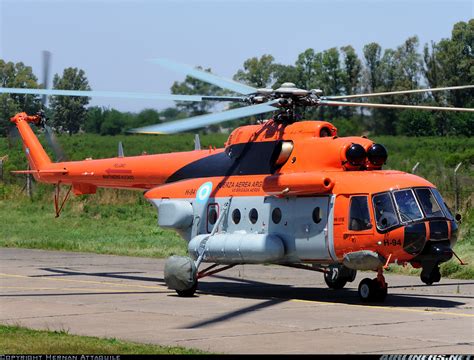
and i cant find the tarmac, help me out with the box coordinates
[0,248,472,354]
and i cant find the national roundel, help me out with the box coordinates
[196,181,213,203]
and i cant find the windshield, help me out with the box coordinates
[415,188,443,218]
[393,189,423,222]
[373,192,399,230]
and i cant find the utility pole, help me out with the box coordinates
[454,162,462,214]
[411,162,420,174]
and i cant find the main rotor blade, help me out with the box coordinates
[320,100,474,112]
[149,58,257,95]
[130,101,279,134]
[325,85,474,100]
[0,87,209,102]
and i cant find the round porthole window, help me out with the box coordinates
[232,209,241,224]
[272,208,282,224]
[312,207,321,223]
[249,208,258,224]
[208,207,218,225]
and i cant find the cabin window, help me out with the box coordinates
[249,208,258,224]
[272,208,282,224]
[415,188,443,218]
[349,196,372,231]
[373,192,399,230]
[312,207,321,223]
[232,209,241,224]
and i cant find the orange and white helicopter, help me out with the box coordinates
[1,58,473,301]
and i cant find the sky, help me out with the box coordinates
[0,0,472,112]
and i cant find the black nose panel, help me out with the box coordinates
[404,222,426,255]
[429,220,448,240]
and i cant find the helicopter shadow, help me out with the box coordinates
[195,274,467,309]
[179,275,468,329]
[31,267,166,283]
[30,268,468,309]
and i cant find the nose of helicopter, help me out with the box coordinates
[404,219,454,261]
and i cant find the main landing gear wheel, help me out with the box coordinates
[176,280,198,297]
[324,264,357,290]
[358,269,388,302]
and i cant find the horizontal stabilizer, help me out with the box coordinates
[11,169,68,175]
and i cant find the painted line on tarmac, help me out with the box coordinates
[0,285,165,293]
[290,298,474,318]
[0,272,168,291]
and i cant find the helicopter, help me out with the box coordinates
[1,57,473,301]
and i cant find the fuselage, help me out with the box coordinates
[13,113,456,269]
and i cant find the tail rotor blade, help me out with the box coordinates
[7,126,20,147]
[41,50,52,105]
[43,124,68,162]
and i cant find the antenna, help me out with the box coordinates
[194,134,201,151]
[118,141,124,157]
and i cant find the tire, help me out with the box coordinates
[324,265,353,290]
[374,282,388,302]
[324,273,348,289]
[421,267,440,286]
[358,278,388,302]
[358,278,375,301]
[176,281,198,297]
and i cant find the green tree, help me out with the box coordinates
[294,49,322,90]
[341,45,362,96]
[362,42,382,93]
[171,67,222,117]
[136,108,161,127]
[424,20,474,108]
[84,106,106,134]
[100,109,125,136]
[50,68,91,135]
[340,46,362,119]
[396,110,435,136]
[234,54,276,88]
[319,48,344,119]
[0,60,41,136]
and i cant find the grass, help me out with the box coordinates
[0,325,206,354]
[0,186,187,258]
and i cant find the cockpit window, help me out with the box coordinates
[431,188,454,220]
[349,196,372,231]
[415,188,443,218]
[393,189,423,222]
[373,192,399,230]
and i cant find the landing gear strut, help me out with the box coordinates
[358,268,388,302]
